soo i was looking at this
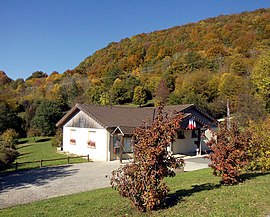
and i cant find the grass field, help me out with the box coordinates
[9,137,88,171]
[1,169,269,217]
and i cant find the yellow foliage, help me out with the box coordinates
[248,116,270,171]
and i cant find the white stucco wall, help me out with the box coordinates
[201,129,213,151]
[63,127,109,161]
[173,130,198,154]
[61,111,110,161]
[172,129,214,154]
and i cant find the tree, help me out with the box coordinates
[0,101,22,134]
[230,59,248,76]
[184,51,206,71]
[218,73,247,112]
[251,51,270,111]
[26,71,48,80]
[218,73,244,98]
[67,80,83,107]
[99,92,110,105]
[247,117,270,172]
[84,85,102,105]
[169,70,219,110]
[11,78,24,90]
[0,71,13,85]
[206,122,250,185]
[111,107,185,211]
[27,127,41,143]
[110,79,131,104]
[124,75,141,100]
[155,79,170,105]
[30,100,62,136]
[161,70,175,92]
[133,86,147,106]
[235,93,266,127]
[103,67,124,87]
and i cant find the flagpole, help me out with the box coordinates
[227,99,230,129]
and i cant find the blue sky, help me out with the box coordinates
[0,0,269,80]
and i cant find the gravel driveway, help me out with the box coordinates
[0,161,121,209]
[0,157,210,209]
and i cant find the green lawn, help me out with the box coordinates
[9,137,88,171]
[1,169,269,217]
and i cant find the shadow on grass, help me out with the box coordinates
[36,138,51,143]
[166,172,270,208]
[17,140,28,145]
[166,183,221,208]
[240,172,270,182]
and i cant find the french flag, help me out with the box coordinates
[188,117,196,129]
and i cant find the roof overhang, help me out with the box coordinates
[111,126,135,136]
[56,104,80,127]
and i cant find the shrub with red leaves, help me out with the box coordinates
[206,122,251,185]
[111,107,185,211]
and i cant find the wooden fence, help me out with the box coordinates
[13,154,90,171]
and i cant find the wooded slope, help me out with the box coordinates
[1,8,270,136]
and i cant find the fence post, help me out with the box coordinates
[40,159,43,167]
[87,154,89,162]
[15,162,18,171]
[67,156,70,164]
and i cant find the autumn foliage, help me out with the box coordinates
[1,9,270,139]
[206,122,250,185]
[0,129,19,170]
[247,116,270,172]
[111,107,185,211]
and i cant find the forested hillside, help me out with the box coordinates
[1,8,270,137]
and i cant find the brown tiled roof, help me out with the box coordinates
[78,104,155,128]
[56,103,216,130]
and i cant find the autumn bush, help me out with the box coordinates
[111,107,185,211]
[51,128,63,148]
[0,129,19,170]
[1,129,19,149]
[0,144,18,170]
[206,122,250,185]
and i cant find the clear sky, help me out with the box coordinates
[0,0,269,80]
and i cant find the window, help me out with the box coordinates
[113,135,121,154]
[123,137,133,153]
[70,129,76,145]
[177,130,185,139]
[87,131,96,148]
[112,135,134,154]
[191,130,198,138]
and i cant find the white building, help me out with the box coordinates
[56,104,216,161]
